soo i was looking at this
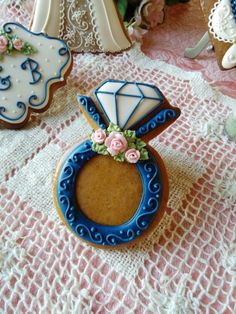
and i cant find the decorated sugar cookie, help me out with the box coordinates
[30,0,131,53]
[0,23,72,128]
[201,0,236,69]
[53,80,181,247]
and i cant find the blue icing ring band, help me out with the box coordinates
[55,140,168,246]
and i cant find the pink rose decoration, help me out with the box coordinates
[13,38,24,51]
[136,0,165,30]
[0,35,8,53]
[127,0,165,44]
[128,25,148,43]
[125,149,141,163]
[91,129,106,144]
[105,132,128,156]
[144,0,165,29]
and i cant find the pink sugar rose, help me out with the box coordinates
[128,25,148,43]
[144,0,165,29]
[0,35,8,53]
[13,38,24,51]
[136,0,165,30]
[105,132,128,156]
[91,129,106,144]
[125,149,140,163]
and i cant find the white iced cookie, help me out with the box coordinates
[222,43,236,69]
[30,0,132,53]
[0,23,72,128]
[209,0,236,69]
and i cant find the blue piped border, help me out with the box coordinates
[56,140,162,246]
[136,108,178,137]
[0,22,71,123]
[94,79,164,130]
[0,101,26,121]
[78,96,107,129]
[0,74,11,90]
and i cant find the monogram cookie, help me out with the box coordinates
[0,22,72,128]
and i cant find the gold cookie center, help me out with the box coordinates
[76,155,143,226]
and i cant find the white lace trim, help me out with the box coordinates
[191,117,228,142]
[208,0,236,44]
[88,0,103,51]
[1,0,22,7]
[59,0,65,39]
[62,0,101,52]
[221,242,236,273]
[42,277,94,313]
[214,174,236,205]
[137,275,199,313]
[0,236,27,282]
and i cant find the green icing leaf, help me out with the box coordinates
[92,143,109,155]
[91,142,98,152]
[124,129,136,140]
[21,42,37,55]
[114,152,125,162]
[126,137,136,144]
[91,123,150,163]
[7,41,13,51]
[128,142,136,149]
[0,30,37,59]
[107,122,121,133]
[136,138,147,150]
[140,148,149,160]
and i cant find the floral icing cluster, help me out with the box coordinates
[0,29,37,60]
[91,123,149,163]
[125,0,165,43]
[123,0,189,44]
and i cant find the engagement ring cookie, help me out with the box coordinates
[53,80,181,247]
[0,23,72,128]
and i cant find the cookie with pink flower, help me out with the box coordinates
[0,28,36,60]
[54,79,181,247]
[0,22,72,129]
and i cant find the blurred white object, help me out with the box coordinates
[184,32,210,58]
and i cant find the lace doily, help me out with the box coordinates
[0,1,236,313]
